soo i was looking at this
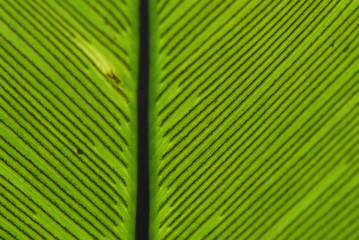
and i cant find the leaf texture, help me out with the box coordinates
[0,0,138,239]
[149,0,359,239]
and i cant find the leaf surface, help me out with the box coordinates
[0,0,138,239]
[149,0,359,239]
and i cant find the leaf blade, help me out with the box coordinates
[149,0,359,239]
[0,0,138,239]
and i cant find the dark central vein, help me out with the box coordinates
[136,0,150,239]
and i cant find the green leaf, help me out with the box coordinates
[0,0,138,239]
[1,0,359,239]
[149,0,359,239]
